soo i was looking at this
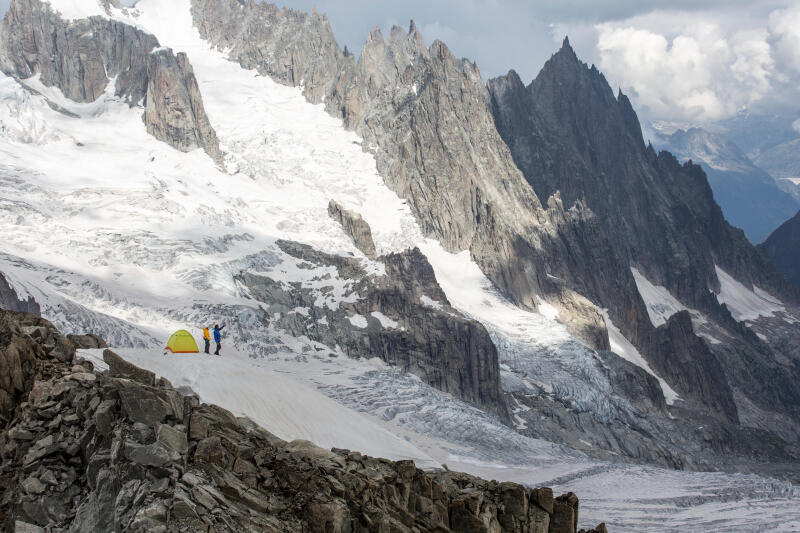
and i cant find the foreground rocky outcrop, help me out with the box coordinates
[238,238,509,421]
[0,311,75,421]
[0,0,223,164]
[0,309,602,532]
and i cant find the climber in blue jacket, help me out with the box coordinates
[213,324,225,356]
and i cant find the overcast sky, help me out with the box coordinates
[1,0,798,129]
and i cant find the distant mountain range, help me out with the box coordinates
[715,113,800,202]
[659,127,800,243]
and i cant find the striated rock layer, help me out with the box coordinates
[145,49,223,164]
[0,309,597,532]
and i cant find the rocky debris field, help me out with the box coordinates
[0,309,605,532]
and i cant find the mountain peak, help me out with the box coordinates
[546,34,580,70]
[367,25,383,43]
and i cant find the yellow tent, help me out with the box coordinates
[165,329,199,354]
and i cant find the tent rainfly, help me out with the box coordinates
[165,329,199,354]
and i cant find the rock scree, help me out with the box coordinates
[0,309,603,532]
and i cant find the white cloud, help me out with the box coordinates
[593,3,800,125]
[767,4,800,77]
[596,20,774,123]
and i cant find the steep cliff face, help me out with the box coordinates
[488,39,791,317]
[0,0,223,163]
[189,0,345,106]
[0,0,156,103]
[760,209,800,285]
[188,0,612,352]
[145,49,223,164]
[237,239,509,421]
[487,39,800,432]
[0,273,39,316]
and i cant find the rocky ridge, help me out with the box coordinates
[0,0,223,164]
[487,40,800,441]
[760,209,800,285]
[0,308,604,532]
[660,127,799,244]
[188,0,611,353]
[186,0,800,470]
[237,238,509,421]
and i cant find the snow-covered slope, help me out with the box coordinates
[715,265,786,321]
[1,0,799,531]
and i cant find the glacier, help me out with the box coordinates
[0,0,798,531]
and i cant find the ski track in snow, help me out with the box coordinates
[0,0,797,530]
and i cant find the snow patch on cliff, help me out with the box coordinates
[602,310,680,405]
[630,267,686,327]
[714,265,785,321]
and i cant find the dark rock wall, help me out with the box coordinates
[643,312,738,423]
[760,209,800,285]
[487,39,800,430]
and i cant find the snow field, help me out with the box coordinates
[79,347,439,469]
[1,1,799,530]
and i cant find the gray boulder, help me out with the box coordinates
[328,200,377,258]
[104,348,156,386]
[145,48,224,165]
[67,333,107,349]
